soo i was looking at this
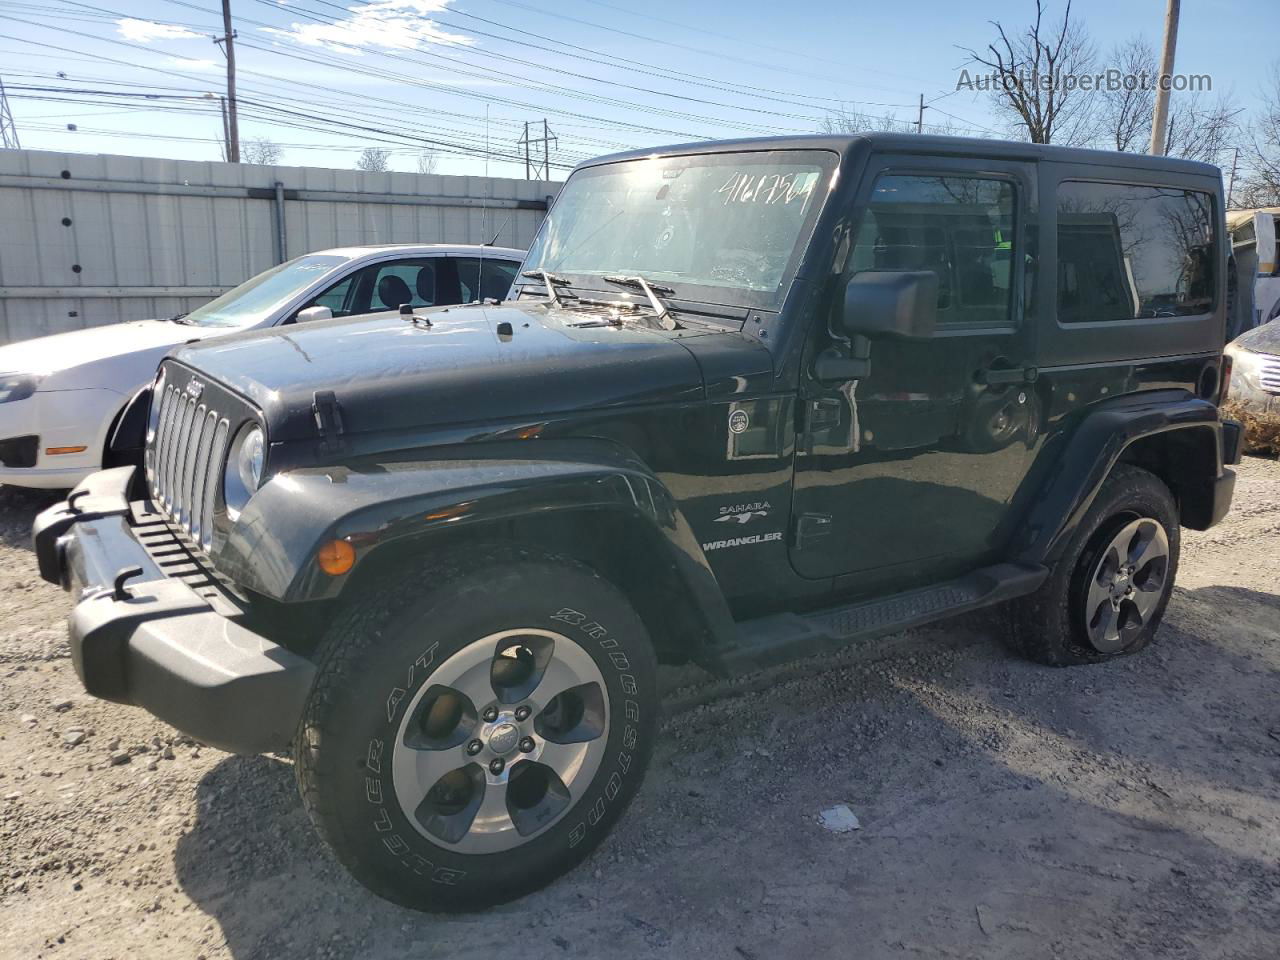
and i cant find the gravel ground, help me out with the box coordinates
[1,459,1278,960]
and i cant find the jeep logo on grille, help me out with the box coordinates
[185,379,204,400]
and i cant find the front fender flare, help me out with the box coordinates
[215,438,734,640]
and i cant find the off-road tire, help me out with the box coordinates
[1007,464,1180,666]
[294,546,658,911]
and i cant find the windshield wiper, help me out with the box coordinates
[521,269,574,306]
[602,275,677,330]
[164,313,190,324]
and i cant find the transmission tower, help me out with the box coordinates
[517,120,557,180]
[0,75,20,149]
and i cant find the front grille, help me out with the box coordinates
[1260,356,1280,395]
[147,363,248,550]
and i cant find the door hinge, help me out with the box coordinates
[800,398,843,454]
[793,512,833,549]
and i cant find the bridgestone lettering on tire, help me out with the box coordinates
[294,547,657,911]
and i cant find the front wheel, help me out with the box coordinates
[295,548,657,911]
[1007,464,1180,666]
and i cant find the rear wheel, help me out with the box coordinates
[295,548,657,910]
[1007,464,1180,666]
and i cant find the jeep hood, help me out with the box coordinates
[169,301,708,441]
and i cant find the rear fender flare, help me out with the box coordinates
[1010,390,1226,566]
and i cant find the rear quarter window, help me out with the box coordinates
[1056,181,1216,323]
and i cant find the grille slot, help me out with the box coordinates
[1260,356,1280,395]
[148,371,237,550]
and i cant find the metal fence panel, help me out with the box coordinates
[0,148,556,343]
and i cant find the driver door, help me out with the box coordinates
[790,155,1040,591]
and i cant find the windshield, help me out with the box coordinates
[182,254,349,328]
[522,150,836,308]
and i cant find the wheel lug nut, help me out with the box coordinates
[489,757,505,775]
[514,705,531,721]
[466,739,483,756]
[519,737,535,753]
[482,706,498,723]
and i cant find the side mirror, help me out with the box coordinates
[293,305,333,324]
[839,271,938,340]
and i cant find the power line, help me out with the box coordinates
[190,0,813,135]
[476,0,928,97]
[6,84,585,168]
[0,12,716,142]
[266,0,834,124]
[305,0,906,111]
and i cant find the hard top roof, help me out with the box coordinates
[578,133,1222,179]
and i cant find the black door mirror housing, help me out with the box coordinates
[839,270,939,340]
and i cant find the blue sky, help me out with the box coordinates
[0,0,1274,179]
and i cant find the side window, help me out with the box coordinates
[1056,181,1215,323]
[370,260,439,310]
[853,175,1017,326]
[455,257,520,302]
[308,275,356,317]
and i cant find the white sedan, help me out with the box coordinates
[0,244,524,489]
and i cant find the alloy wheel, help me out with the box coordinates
[392,628,609,854]
[1082,516,1170,653]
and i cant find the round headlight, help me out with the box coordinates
[237,426,264,491]
[224,424,265,520]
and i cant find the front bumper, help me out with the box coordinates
[34,466,315,754]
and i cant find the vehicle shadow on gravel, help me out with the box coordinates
[0,485,58,552]
[170,595,1280,959]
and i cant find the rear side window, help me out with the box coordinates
[371,260,438,309]
[1056,181,1215,323]
[852,175,1016,327]
[455,257,520,302]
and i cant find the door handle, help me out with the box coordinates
[976,366,1038,386]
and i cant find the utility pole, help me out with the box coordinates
[1149,0,1180,156]
[0,75,20,149]
[1226,146,1240,208]
[517,120,557,180]
[916,93,926,134]
[203,92,230,160]
[215,0,240,163]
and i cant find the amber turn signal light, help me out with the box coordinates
[45,445,88,456]
[317,539,356,576]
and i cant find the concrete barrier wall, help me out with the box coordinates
[0,149,557,344]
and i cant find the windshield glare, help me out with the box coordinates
[183,254,349,328]
[523,151,834,307]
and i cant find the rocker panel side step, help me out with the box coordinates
[716,562,1048,677]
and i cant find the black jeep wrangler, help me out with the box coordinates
[36,134,1242,911]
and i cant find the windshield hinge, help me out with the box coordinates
[312,390,345,455]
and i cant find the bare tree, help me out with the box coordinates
[356,147,390,173]
[241,137,283,165]
[1163,94,1240,164]
[961,0,1097,145]
[820,105,963,137]
[1097,37,1155,152]
[1097,37,1240,164]
[416,149,438,175]
[1238,63,1280,208]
